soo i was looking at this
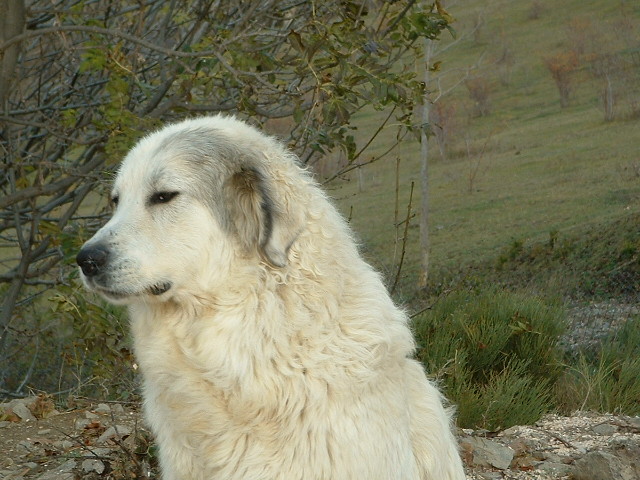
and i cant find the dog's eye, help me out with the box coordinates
[111,195,119,207]
[150,191,180,205]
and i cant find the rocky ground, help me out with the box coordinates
[561,301,640,356]
[1,395,639,480]
[0,396,155,479]
[461,413,640,480]
[2,301,638,479]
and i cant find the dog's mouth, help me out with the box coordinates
[147,282,172,296]
[88,280,173,302]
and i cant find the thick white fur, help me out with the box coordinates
[79,115,466,480]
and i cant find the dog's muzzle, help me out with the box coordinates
[76,244,109,277]
[77,245,173,298]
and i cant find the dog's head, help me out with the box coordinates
[76,116,306,304]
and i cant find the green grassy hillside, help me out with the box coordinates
[329,0,640,295]
[488,211,640,299]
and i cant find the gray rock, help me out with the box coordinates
[537,461,574,476]
[540,451,565,463]
[16,440,44,456]
[0,470,22,480]
[82,459,106,474]
[36,472,74,480]
[96,424,132,445]
[74,417,93,430]
[592,423,618,435]
[573,451,638,480]
[11,402,37,422]
[460,437,515,470]
[94,403,112,414]
[53,439,74,451]
[35,460,76,480]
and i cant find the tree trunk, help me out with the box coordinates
[418,38,433,290]
[0,0,26,108]
[603,74,615,122]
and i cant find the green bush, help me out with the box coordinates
[413,286,566,430]
[557,317,640,415]
[49,281,137,400]
[453,359,553,430]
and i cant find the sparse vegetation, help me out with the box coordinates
[557,318,640,415]
[331,0,640,427]
[413,287,565,430]
[543,51,580,108]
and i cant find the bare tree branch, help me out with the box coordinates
[0,0,451,395]
[0,0,26,106]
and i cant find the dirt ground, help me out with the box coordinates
[1,395,639,480]
[1,396,155,479]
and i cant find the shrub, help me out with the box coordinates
[413,286,566,430]
[454,359,553,429]
[528,1,545,21]
[557,317,640,415]
[429,100,458,160]
[49,281,137,400]
[465,76,492,117]
[543,51,580,108]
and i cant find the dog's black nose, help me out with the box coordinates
[76,245,109,277]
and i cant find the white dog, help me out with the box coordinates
[77,115,466,480]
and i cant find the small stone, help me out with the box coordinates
[509,438,532,457]
[537,461,574,476]
[90,447,114,457]
[510,454,535,471]
[592,423,618,435]
[58,459,77,473]
[74,418,92,430]
[36,471,74,480]
[460,437,515,470]
[541,452,565,463]
[53,439,74,451]
[11,402,37,422]
[35,460,76,480]
[478,473,502,480]
[82,459,106,474]
[94,403,111,414]
[97,425,132,445]
[501,426,521,436]
[17,440,36,453]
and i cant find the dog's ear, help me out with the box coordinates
[224,166,299,267]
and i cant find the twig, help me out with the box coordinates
[0,25,223,57]
[391,181,414,294]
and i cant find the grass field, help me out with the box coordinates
[328,0,640,296]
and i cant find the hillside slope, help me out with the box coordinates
[331,0,640,293]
